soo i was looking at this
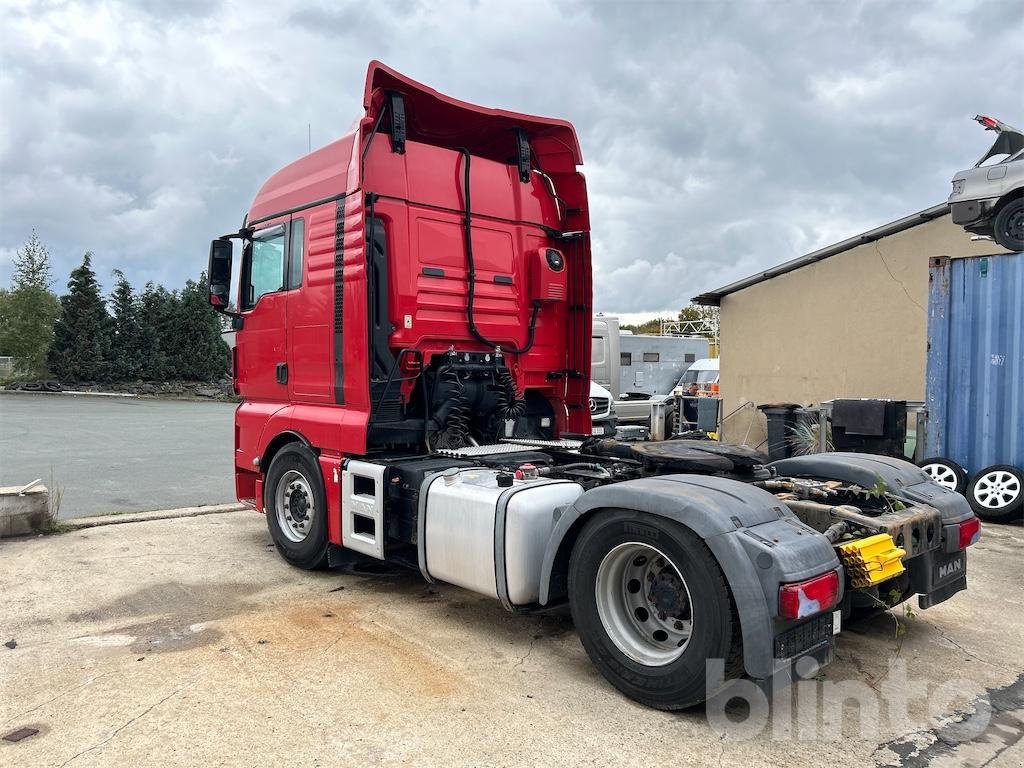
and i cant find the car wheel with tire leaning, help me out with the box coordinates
[264,443,329,569]
[568,509,742,709]
[966,464,1024,522]
[917,456,968,494]
[992,197,1024,252]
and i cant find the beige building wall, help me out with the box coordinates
[719,213,1004,447]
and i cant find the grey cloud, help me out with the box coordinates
[0,0,1020,316]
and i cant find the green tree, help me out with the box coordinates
[136,282,177,380]
[171,273,230,380]
[620,316,673,335]
[678,303,719,341]
[108,269,145,380]
[0,231,61,377]
[617,304,720,341]
[48,253,113,382]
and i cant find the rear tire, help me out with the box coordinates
[992,198,1023,252]
[568,509,742,709]
[966,464,1024,522]
[264,443,329,569]
[917,456,968,494]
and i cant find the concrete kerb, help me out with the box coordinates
[61,503,248,531]
[0,484,52,537]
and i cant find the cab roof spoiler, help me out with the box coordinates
[362,61,583,174]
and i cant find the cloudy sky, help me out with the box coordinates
[1,0,1020,321]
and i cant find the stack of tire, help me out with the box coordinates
[918,457,1023,523]
[4,380,63,392]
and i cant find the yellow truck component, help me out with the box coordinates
[838,533,906,587]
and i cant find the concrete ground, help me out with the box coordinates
[0,512,1021,768]
[0,392,236,518]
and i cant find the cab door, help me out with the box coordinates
[285,212,334,402]
[235,222,289,403]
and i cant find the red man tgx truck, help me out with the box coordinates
[207,62,979,709]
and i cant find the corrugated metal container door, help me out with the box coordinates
[924,253,1024,475]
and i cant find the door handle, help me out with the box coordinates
[276,362,288,385]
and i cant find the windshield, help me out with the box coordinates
[679,369,718,385]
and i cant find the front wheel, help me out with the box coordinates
[568,510,742,709]
[264,443,329,569]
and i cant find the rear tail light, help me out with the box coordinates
[779,570,840,620]
[958,516,981,549]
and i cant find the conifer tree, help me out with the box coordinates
[48,253,113,381]
[136,282,175,380]
[108,269,144,380]
[171,274,230,379]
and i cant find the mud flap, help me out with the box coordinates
[908,548,968,609]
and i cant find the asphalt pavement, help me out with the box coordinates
[0,392,237,518]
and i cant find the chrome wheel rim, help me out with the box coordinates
[275,469,315,542]
[594,542,693,666]
[972,470,1021,509]
[923,463,959,491]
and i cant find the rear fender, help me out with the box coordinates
[538,475,840,680]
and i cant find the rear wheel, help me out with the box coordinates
[992,198,1024,252]
[264,443,329,569]
[966,464,1024,522]
[917,456,968,494]
[568,509,741,709]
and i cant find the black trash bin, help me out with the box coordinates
[758,403,803,461]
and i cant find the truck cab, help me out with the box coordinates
[208,62,592,516]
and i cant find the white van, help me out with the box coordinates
[673,358,719,392]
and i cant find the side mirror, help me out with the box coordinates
[208,239,233,309]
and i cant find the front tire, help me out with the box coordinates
[264,443,329,569]
[568,510,742,709]
[993,198,1024,252]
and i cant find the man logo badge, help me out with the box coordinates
[938,558,964,580]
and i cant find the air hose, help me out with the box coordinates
[433,367,472,450]
[495,365,525,419]
[456,147,540,355]
[492,364,526,439]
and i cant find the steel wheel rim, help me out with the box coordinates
[595,542,693,666]
[1006,208,1023,242]
[923,463,959,490]
[973,470,1021,509]
[275,469,316,542]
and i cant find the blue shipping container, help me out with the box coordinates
[923,252,1023,475]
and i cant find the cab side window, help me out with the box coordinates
[287,218,305,289]
[243,226,285,310]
